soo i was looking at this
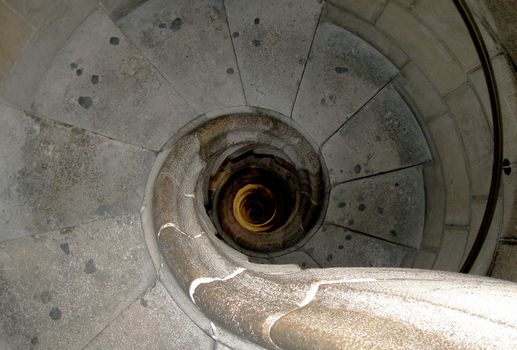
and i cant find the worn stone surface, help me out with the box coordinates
[491,243,517,282]
[413,0,479,71]
[468,199,503,276]
[377,1,466,95]
[421,163,445,249]
[100,0,147,20]
[292,21,398,145]
[84,281,213,349]
[0,215,155,350]
[304,225,410,268]
[323,4,409,69]
[118,0,245,113]
[0,104,154,242]
[413,250,438,269]
[468,67,493,128]
[484,0,517,65]
[393,62,447,121]
[0,0,98,109]
[33,10,195,151]
[396,0,417,7]
[326,167,425,248]
[322,85,431,184]
[434,229,468,271]
[225,0,321,116]
[446,84,493,197]
[2,0,65,28]
[428,114,470,227]
[326,0,389,23]
[272,251,320,269]
[0,2,33,83]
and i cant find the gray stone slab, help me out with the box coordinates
[84,281,213,350]
[0,215,156,350]
[292,21,398,145]
[446,84,493,197]
[0,104,154,242]
[323,4,409,69]
[0,0,98,109]
[326,167,425,248]
[421,163,445,249]
[33,10,196,151]
[491,243,517,283]
[3,0,61,28]
[271,251,320,269]
[376,2,466,95]
[427,114,470,227]
[413,250,438,269]
[412,0,479,71]
[326,0,388,23]
[225,0,322,116]
[118,0,245,114]
[434,228,468,272]
[322,85,431,185]
[303,225,410,267]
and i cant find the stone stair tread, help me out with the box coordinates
[32,10,196,151]
[117,0,246,114]
[303,224,411,268]
[0,104,154,242]
[322,84,432,185]
[225,0,322,116]
[326,166,425,248]
[292,21,398,145]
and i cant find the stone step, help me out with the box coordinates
[224,0,322,116]
[325,166,425,248]
[117,0,246,114]
[292,20,398,145]
[322,84,432,185]
[33,10,196,151]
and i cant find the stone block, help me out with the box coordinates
[393,62,447,121]
[3,0,60,28]
[0,104,155,242]
[428,114,470,226]
[326,167,425,248]
[118,0,245,114]
[413,0,479,71]
[225,0,322,116]
[434,228,468,271]
[0,215,155,349]
[377,1,466,95]
[304,225,409,268]
[272,251,320,269]
[33,10,196,151]
[446,84,493,196]
[467,198,503,276]
[84,281,213,349]
[0,2,32,83]
[491,243,517,282]
[413,250,437,269]
[323,4,408,69]
[293,21,397,145]
[421,163,445,248]
[326,0,388,23]
[323,84,431,184]
[0,0,98,109]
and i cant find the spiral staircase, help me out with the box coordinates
[0,0,516,349]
